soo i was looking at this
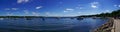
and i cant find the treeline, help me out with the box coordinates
[78,9,120,17]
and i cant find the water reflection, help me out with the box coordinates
[77,17,84,21]
[41,18,45,21]
[0,18,4,20]
[25,18,32,20]
[0,17,108,32]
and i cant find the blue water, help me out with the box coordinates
[0,18,108,32]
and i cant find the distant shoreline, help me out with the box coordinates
[0,16,43,18]
[0,16,77,18]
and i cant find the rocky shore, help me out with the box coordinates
[93,18,114,32]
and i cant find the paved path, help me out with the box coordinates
[114,19,120,32]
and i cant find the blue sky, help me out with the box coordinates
[0,0,120,16]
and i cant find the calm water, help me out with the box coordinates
[0,18,108,32]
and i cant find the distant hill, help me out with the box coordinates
[78,9,120,17]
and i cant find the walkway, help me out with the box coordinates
[114,19,120,32]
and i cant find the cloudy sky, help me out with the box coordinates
[0,0,120,16]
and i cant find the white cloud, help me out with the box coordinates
[45,12,57,16]
[4,8,18,11]
[78,12,81,14]
[91,5,97,8]
[36,6,42,9]
[23,10,40,16]
[63,11,67,12]
[44,12,61,16]
[114,5,120,7]
[79,7,83,9]
[114,5,117,7]
[64,8,74,12]
[32,12,40,16]
[105,10,110,13]
[76,5,83,9]
[7,13,13,16]
[5,8,10,10]
[23,10,29,14]
[118,5,120,7]
[12,8,18,10]
[45,12,50,15]
[17,0,29,3]
[90,2,99,8]
[66,8,74,11]
[76,7,83,9]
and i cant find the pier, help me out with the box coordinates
[93,18,120,32]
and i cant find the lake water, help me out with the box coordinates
[0,18,108,32]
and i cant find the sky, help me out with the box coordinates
[0,0,120,17]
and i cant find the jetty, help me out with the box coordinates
[93,18,120,32]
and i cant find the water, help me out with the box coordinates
[0,17,108,32]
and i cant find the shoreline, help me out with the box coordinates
[93,18,120,32]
